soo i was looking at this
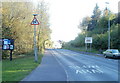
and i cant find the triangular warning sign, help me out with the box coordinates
[31,17,39,25]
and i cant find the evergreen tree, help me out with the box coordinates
[89,4,101,31]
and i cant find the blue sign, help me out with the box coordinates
[2,39,14,50]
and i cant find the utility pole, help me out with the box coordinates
[108,17,110,49]
[105,2,110,49]
[85,26,87,52]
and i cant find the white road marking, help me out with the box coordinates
[64,54,69,55]
[76,70,83,74]
[69,65,103,74]
[114,60,118,62]
[86,70,92,73]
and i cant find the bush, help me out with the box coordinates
[2,50,10,59]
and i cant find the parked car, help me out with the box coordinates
[103,49,120,58]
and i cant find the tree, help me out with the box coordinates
[89,4,101,31]
[65,3,120,51]
[34,1,51,53]
[2,2,34,55]
[2,1,51,58]
[103,7,109,17]
[79,16,91,32]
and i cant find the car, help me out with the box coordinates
[103,49,120,58]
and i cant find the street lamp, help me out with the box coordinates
[85,26,88,51]
[105,2,110,49]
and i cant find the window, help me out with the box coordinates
[112,50,119,53]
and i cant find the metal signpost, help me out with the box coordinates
[31,14,39,62]
[85,37,92,51]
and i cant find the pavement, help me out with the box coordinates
[21,49,67,81]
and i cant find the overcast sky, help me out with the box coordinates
[43,0,119,42]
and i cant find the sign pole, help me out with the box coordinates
[90,43,92,52]
[34,24,38,62]
[85,37,92,52]
[31,14,39,62]
[85,42,87,52]
[10,50,12,61]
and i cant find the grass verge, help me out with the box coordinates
[2,52,43,82]
[0,61,2,82]
[63,46,101,54]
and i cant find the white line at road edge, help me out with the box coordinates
[50,50,69,81]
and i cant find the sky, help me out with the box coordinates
[2,0,119,42]
[43,0,119,42]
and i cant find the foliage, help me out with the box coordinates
[79,16,91,31]
[64,4,120,51]
[0,61,1,82]
[36,1,52,52]
[2,1,51,58]
[88,4,101,31]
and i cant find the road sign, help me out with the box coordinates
[2,39,14,50]
[31,17,39,25]
[31,15,39,62]
[2,39,14,61]
[3,39,9,44]
[85,37,92,43]
[10,45,14,50]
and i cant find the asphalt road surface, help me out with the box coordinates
[22,49,119,82]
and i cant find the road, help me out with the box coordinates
[22,49,119,82]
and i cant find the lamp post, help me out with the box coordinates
[85,26,88,51]
[105,2,110,49]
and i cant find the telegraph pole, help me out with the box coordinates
[108,17,110,49]
[105,2,110,49]
[85,26,87,52]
